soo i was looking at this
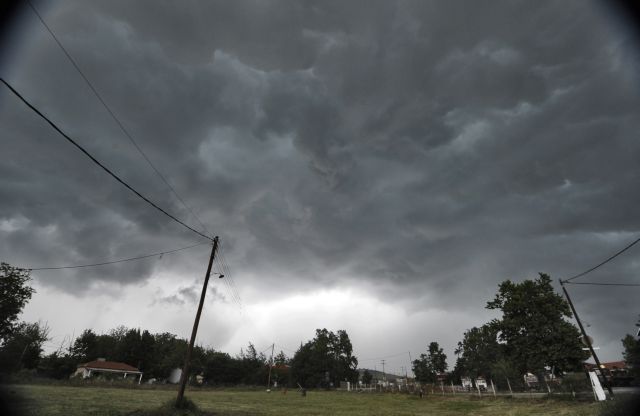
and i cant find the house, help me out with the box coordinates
[74,358,143,384]
[461,376,473,390]
[584,360,628,375]
[584,361,633,386]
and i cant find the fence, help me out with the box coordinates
[340,373,600,400]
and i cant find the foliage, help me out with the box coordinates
[621,316,640,379]
[290,328,358,388]
[0,321,50,372]
[454,324,502,380]
[362,369,373,385]
[0,262,35,343]
[38,351,78,379]
[412,341,447,383]
[486,273,588,376]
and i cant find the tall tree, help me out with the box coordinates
[291,328,358,388]
[0,263,35,343]
[486,273,588,376]
[362,369,373,385]
[71,329,99,362]
[454,324,502,379]
[412,341,447,383]
[621,316,640,379]
[0,321,49,371]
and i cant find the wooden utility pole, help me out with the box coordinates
[176,236,219,407]
[559,279,614,399]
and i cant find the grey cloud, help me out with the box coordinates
[1,0,639,359]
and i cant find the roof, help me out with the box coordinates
[79,360,141,373]
[585,361,627,370]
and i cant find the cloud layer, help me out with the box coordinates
[2,0,640,363]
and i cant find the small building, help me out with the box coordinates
[475,377,488,391]
[523,372,539,388]
[74,358,143,384]
[461,376,473,390]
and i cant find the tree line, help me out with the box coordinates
[2,263,639,387]
[411,273,638,388]
[0,263,359,387]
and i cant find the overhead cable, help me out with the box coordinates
[0,78,212,241]
[564,281,640,287]
[26,242,208,271]
[564,235,640,282]
[27,1,213,240]
[359,351,411,362]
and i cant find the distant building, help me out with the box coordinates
[584,360,628,375]
[461,377,473,390]
[74,358,143,384]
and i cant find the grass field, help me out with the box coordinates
[4,384,611,416]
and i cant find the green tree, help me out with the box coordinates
[362,369,373,385]
[0,321,50,371]
[38,351,78,379]
[71,329,99,361]
[291,329,358,388]
[486,273,588,377]
[412,341,447,383]
[0,263,35,343]
[621,316,640,379]
[454,324,502,379]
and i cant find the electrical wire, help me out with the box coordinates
[0,78,212,242]
[274,343,299,354]
[359,351,411,362]
[216,242,242,307]
[564,281,640,287]
[25,242,208,270]
[27,1,213,240]
[564,235,640,282]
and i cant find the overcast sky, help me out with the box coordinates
[1,0,639,374]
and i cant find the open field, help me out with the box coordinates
[4,384,612,416]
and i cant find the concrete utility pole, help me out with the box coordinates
[267,343,275,390]
[176,236,219,406]
[559,279,614,399]
[381,360,386,381]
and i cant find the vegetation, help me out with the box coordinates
[452,274,588,384]
[290,328,358,388]
[621,316,640,380]
[10,384,602,416]
[412,342,447,383]
[0,263,50,373]
[0,263,35,340]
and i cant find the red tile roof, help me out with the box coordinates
[585,361,627,370]
[79,360,141,372]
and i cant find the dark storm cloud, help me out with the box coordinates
[1,0,639,355]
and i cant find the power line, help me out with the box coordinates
[274,343,298,354]
[564,281,640,287]
[216,242,242,307]
[359,351,410,362]
[0,78,212,241]
[25,242,208,271]
[564,235,640,282]
[27,1,213,240]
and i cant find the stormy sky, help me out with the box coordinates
[1,0,639,374]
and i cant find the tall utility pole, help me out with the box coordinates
[176,236,219,406]
[267,343,275,390]
[559,279,614,399]
[381,360,386,381]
